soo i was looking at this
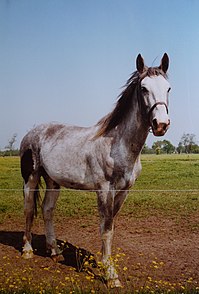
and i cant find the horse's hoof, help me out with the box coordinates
[22,250,34,259]
[51,254,59,262]
[107,278,122,288]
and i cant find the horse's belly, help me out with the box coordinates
[40,150,95,190]
[49,168,95,190]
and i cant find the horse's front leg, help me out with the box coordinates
[97,189,122,288]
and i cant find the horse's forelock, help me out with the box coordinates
[140,66,168,80]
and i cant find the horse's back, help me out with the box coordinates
[20,123,113,189]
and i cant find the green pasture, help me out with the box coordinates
[0,154,199,223]
[1,155,199,293]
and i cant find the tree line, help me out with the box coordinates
[143,133,199,154]
[1,133,199,156]
[0,133,19,156]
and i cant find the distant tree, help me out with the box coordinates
[178,133,196,153]
[152,141,162,155]
[191,144,199,154]
[5,133,17,156]
[176,142,184,154]
[152,140,175,154]
[142,144,154,154]
[162,140,175,154]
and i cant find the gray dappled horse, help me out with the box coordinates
[20,53,171,287]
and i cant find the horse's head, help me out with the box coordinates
[137,53,171,136]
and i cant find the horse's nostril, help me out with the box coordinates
[163,123,167,131]
[152,119,158,129]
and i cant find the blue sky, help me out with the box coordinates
[1,0,199,149]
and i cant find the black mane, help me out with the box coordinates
[95,67,167,137]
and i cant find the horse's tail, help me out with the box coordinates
[20,142,42,218]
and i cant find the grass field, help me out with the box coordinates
[0,155,199,293]
[0,154,199,222]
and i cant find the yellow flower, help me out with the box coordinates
[22,277,27,281]
[181,285,185,290]
[43,267,49,271]
[123,266,128,271]
[152,260,157,265]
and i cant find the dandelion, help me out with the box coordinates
[43,267,49,271]
[123,266,128,271]
[146,285,150,290]
[70,277,75,283]
[22,277,27,281]
[9,285,14,288]
[152,260,157,265]
[69,267,75,271]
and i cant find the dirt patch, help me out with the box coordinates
[0,214,199,292]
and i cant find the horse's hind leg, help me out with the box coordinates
[42,175,60,258]
[22,175,39,259]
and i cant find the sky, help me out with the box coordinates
[1,0,199,150]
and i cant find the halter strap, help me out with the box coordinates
[148,101,168,120]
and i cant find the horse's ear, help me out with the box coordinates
[160,53,169,73]
[136,54,145,74]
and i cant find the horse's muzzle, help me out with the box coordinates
[152,119,170,136]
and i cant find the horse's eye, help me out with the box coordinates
[141,87,148,94]
[168,87,171,93]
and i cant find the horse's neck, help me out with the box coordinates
[116,98,149,154]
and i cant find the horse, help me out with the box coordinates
[20,53,171,288]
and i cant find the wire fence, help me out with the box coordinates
[1,188,199,193]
